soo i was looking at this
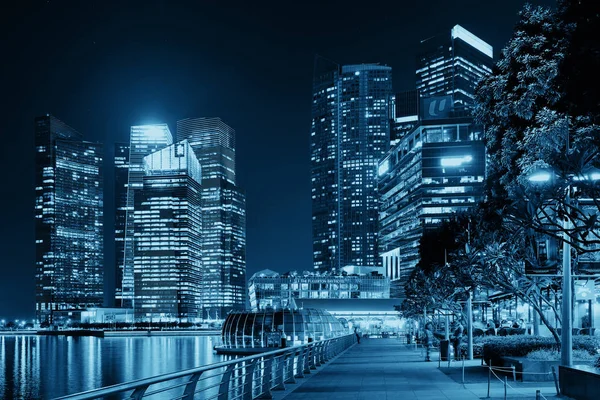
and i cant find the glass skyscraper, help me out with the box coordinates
[114,142,129,307]
[177,118,246,319]
[133,141,203,321]
[378,115,486,297]
[311,63,392,273]
[34,115,104,322]
[120,124,173,308]
[416,24,493,110]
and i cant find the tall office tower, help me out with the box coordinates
[378,112,486,297]
[121,124,173,308]
[390,90,420,146]
[177,118,246,318]
[416,24,493,110]
[133,141,203,321]
[34,115,104,323]
[311,63,393,273]
[114,142,129,307]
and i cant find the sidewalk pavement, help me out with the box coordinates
[274,338,568,400]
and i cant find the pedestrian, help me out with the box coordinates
[354,326,361,344]
[452,322,464,360]
[424,322,434,361]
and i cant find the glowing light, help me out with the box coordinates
[440,155,473,167]
[145,126,167,138]
[378,160,390,176]
[451,25,493,58]
[528,171,553,183]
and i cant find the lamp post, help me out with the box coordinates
[527,167,600,367]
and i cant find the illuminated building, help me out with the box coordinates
[416,24,493,110]
[390,90,420,146]
[120,124,173,308]
[378,112,486,297]
[311,63,392,273]
[34,115,104,323]
[114,142,129,306]
[133,141,203,321]
[248,267,390,311]
[177,118,246,318]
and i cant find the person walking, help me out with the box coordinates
[451,322,464,360]
[424,322,434,361]
[354,326,361,344]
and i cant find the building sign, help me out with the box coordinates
[421,95,453,120]
[525,235,559,275]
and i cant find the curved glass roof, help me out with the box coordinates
[221,308,347,350]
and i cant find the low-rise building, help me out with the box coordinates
[248,267,390,311]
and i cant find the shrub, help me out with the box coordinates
[527,349,596,362]
[595,356,600,368]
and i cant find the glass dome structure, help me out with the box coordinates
[219,308,347,353]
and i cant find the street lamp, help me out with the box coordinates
[528,167,600,367]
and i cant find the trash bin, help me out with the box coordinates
[281,337,287,348]
[440,340,450,361]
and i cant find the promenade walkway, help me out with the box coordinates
[274,338,567,400]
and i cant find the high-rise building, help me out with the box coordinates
[378,112,486,297]
[390,90,420,146]
[120,124,173,308]
[177,118,246,318]
[311,63,393,273]
[34,115,104,322]
[114,142,129,307]
[133,141,203,321]
[416,24,493,110]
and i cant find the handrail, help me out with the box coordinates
[53,333,356,400]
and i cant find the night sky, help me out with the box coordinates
[0,0,555,320]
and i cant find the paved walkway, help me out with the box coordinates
[274,339,566,400]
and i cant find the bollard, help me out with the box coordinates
[504,376,507,400]
[462,358,465,385]
[536,389,541,400]
[438,345,441,368]
[487,360,491,399]
[551,365,560,395]
[511,365,516,382]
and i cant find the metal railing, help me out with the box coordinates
[53,334,356,400]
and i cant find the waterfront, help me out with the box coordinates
[0,334,223,399]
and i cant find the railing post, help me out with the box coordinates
[272,355,286,391]
[243,359,257,400]
[256,356,273,399]
[130,385,149,400]
[295,347,305,378]
[314,343,322,367]
[182,372,204,400]
[218,363,236,400]
[309,344,317,370]
[285,351,297,384]
[303,346,312,374]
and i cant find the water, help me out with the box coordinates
[0,334,224,399]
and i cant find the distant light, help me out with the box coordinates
[440,155,473,167]
[145,126,166,138]
[451,25,493,58]
[528,171,553,183]
[589,172,600,181]
[354,71,360,76]
[378,160,390,176]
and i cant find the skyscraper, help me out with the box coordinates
[416,24,493,110]
[34,115,104,322]
[133,141,203,321]
[120,124,173,308]
[114,142,129,307]
[378,113,486,297]
[177,118,246,318]
[311,62,393,273]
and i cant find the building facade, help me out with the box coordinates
[34,115,104,322]
[378,114,486,296]
[177,118,246,319]
[120,124,173,308]
[248,268,391,311]
[114,142,129,307]
[311,63,393,273]
[416,24,493,110]
[133,141,203,321]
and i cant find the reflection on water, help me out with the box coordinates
[0,335,223,399]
